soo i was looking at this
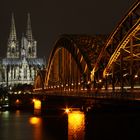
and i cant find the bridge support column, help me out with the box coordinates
[105,76,108,90]
[130,38,134,90]
[112,63,115,93]
[120,49,124,93]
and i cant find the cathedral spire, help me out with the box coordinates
[26,13,33,41]
[9,13,17,41]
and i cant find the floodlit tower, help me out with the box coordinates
[7,13,19,58]
[26,13,37,58]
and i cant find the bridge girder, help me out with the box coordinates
[34,69,46,90]
[91,0,140,83]
[34,1,140,91]
[44,35,106,89]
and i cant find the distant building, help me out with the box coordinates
[1,13,45,86]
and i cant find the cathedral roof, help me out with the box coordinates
[2,58,44,66]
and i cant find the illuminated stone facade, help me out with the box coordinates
[1,13,44,86]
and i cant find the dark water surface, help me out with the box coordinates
[0,109,140,140]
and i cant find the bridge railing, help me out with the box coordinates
[33,86,140,101]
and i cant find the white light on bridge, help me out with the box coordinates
[123,73,128,77]
[18,91,21,94]
[88,81,90,84]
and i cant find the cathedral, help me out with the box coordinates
[1,13,45,86]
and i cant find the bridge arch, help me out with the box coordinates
[34,34,106,90]
[45,35,106,90]
[34,69,46,90]
[91,0,140,89]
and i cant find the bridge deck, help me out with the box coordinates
[33,89,140,101]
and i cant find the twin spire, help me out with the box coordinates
[26,13,33,41]
[9,13,33,41]
[9,13,17,41]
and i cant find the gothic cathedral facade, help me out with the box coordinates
[1,13,45,86]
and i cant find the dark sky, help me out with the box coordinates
[0,0,136,61]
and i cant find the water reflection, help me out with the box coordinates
[1,111,9,118]
[29,116,42,140]
[29,117,42,125]
[33,99,41,110]
[68,111,85,140]
[15,110,21,117]
[33,99,41,115]
[34,109,41,115]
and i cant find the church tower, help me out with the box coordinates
[2,13,44,86]
[7,13,19,58]
[24,13,37,58]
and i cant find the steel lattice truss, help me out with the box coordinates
[34,0,140,91]
[46,35,106,87]
[91,1,140,83]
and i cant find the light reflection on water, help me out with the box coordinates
[0,109,139,140]
[0,110,43,140]
[29,116,42,125]
[68,111,85,140]
[29,116,42,140]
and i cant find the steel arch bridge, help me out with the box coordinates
[34,1,140,100]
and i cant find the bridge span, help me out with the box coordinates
[34,1,140,103]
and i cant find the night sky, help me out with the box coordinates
[0,0,136,62]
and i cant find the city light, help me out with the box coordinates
[65,108,71,114]
[33,99,41,110]
[135,74,138,78]
[15,99,20,104]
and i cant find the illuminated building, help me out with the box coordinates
[1,13,45,86]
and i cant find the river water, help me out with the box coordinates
[0,109,140,140]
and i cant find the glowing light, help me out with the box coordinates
[88,81,90,84]
[65,108,71,114]
[5,97,8,101]
[68,111,85,140]
[90,68,95,81]
[16,110,21,117]
[99,79,102,83]
[29,117,41,125]
[135,74,138,78]
[32,98,36,102]
[33,99,41,110]
[16,99,20,104]
[2,111,9,118]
